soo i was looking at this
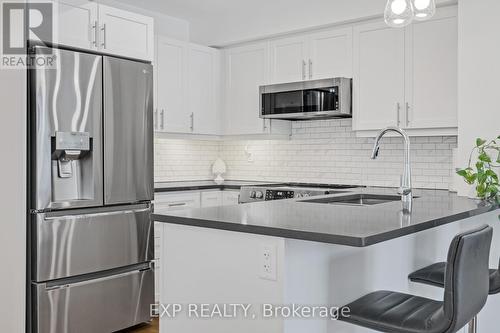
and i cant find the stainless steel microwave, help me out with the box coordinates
[259,77,352,120]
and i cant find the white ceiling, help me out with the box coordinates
[114,0,455,46]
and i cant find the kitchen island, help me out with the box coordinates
[153,188,499,333]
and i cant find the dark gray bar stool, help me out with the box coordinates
[339,225,493,333]
[409,228,500,333]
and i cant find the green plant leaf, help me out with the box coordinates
[456,169,468,177]
[478,152,492,163]
[477,138,487,147]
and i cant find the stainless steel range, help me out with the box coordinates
[239,184,360,203]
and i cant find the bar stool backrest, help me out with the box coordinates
[443,225,493,333]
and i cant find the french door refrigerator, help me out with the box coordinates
[28,45,154,333]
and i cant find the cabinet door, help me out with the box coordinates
[405,7,458,129]
[222,191,240,206]
[154,192,201,212]
[309,27,353,79]
[201,191,223,207]
[156,37,190,133]
[224,42,270,135]
[269,36,308,83]
[353,21,405,131]
[98,4,154,61]
[55,0,97,50]
[187,44,220,135]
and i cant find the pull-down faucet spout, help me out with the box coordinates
[371,126,412,213]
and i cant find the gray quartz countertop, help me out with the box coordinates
[154,180,281,192]
[153,187,498,247]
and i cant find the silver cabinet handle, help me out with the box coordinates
[101,23,106,49]
[396,102,401,126]
[190,112,194,131]
[91,20,98,47]
[160,109,165,130]
[309,59,313,79]
[168,202,187,207]
[405,102,410,127]
[302,60,306,80]
[262,119,267,132]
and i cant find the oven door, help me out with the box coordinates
[32,204,153,282]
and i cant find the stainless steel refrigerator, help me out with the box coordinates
[28,45,154,333]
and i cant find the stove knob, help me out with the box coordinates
[296,193,303,198]
[255,191,264,199]
[303,193,310,197]
[250,191,257,199]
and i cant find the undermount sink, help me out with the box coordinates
[301,194,403,206]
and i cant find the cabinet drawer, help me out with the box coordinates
[201,191,223,207]
[154,192,201,212]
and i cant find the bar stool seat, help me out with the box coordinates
[339,225,493,333]
[409,262,500,294]
[341,290,448,333]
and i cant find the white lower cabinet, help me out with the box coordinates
[222,190,240,206]
[153,188,241,301]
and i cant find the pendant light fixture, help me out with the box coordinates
[384,0,436,28]
[412,0,436,21]
[384,0,414,28]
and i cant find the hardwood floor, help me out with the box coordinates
[117,319,159,333]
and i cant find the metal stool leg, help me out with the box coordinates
[468,316,477,333]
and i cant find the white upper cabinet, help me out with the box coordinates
[224,42,271,136]
[187,44,220,135]
[55,0,97,50]
[98,5,154,61]
[353,6,458,133]
[156,37,189,133]
[269,27,353,83]
[270,36,309,83]
[155,38,221,135]
[309,27,353,79]
[53,1,154,61]
[353,21,405,131]
[404,6,458,129]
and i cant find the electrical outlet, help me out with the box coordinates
[259,245,277,281]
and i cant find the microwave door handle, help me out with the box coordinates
[302,60,306,80]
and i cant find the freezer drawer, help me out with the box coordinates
[103,56,154,205]
[33,204,153,282]
[34,264,154,333]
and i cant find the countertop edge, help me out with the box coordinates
[152,205,498,247]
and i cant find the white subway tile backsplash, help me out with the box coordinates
[154,119,457,189]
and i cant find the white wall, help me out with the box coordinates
[456,0,500,196]
[0,43,27,333]
[97,0,190,41]
[189,0,453,46]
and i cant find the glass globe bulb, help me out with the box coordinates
[384,0,414,28]
[412,0,436,21]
